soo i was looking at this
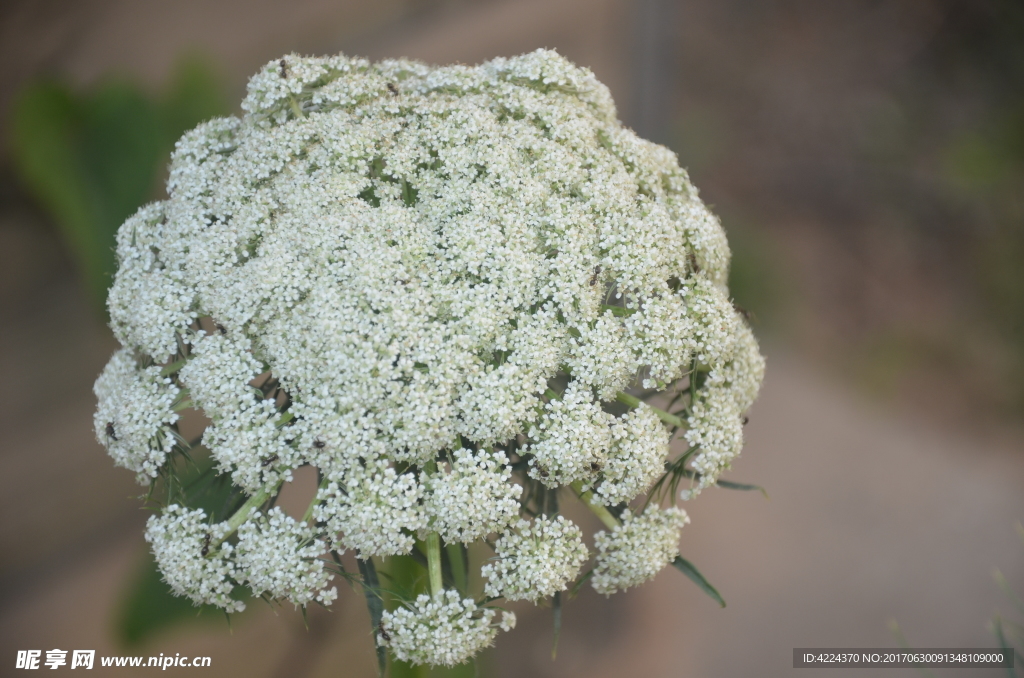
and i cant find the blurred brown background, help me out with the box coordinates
[2,1,1024,676]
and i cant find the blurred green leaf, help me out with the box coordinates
[358,557,387,678]
[116,549,221,648]
[159,54,230,145]
[715,478,768,497]
[11,79,160,311]
[8,55,228,315]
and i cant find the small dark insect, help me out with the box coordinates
[105,422,118,441]
[732,303,753,322]
[687,251,701,274]
[261,454,279,467]
[377,620,391,643]
[387,82,399,96]
[200,532,212,557]
[590,461,603,472]
[279,59,288,78]
[312,438,326,449]
[535,464,549,478]
[742,416,750,426]
[215,323,227,335]
[589,265,602,286]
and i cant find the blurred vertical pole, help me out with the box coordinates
[631,0,678,144]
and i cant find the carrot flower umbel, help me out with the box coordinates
[96,48,764,667]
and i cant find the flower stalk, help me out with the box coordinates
[426,532,443,596]
[570,481,619,531]
[615,391,687,430]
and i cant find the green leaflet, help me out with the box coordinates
[672,556,726,608]
[715,478,769,498]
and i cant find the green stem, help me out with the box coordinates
[301,476,330,524]
[421,458,444,596]
[289,95,305,119]
[160,359,187,377]
[570,481,619,531]
[615,391,687,430]
[210,482,280,549]
[445,543,467,594]
[426,532,443,596]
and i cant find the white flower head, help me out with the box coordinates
[482,516,589,602]
[685,315,765,490]
[592,403,671,506]
[425,449,522,543]
[313,459,426,558]
[96,46,765,665]
[527,381,613,487]
[94,349,181,484]
[144,505,244,612]
[235,507,336,607]
[379,590,509,667]
[592,506,689,596]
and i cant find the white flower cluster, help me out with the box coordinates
[425,450,522,543]
[97,48,764,664]
[235,507,337,606]
[313,460,426,558]
[94,349,180,483]
[592,403,671,506]
[147,504,337,612]
[379,591,513,667]
[482,516,589,602]
[685,322,766,489]
[527,382,612,487]
[144,505,244,613]
[592,507,690,596]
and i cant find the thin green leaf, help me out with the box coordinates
[672,556,725,608]
[569,569,594,598]
[715,479,769,498]
[357,558,387,678]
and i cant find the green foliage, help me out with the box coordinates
[9,55,228,314]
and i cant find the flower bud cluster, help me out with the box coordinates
[425,450,522,543]
[144,505,244,612]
